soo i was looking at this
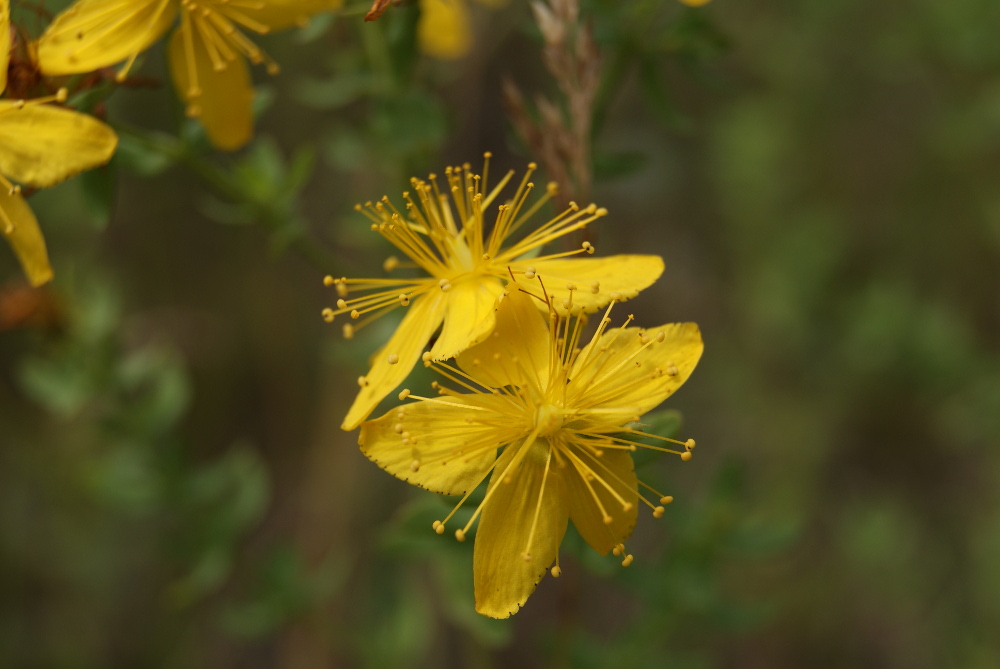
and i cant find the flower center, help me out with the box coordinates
[534,403,563,437]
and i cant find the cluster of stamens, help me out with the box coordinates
[320,154,610,340]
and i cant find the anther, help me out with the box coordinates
[388,354,400,365]
[602,514,613,525]
[612,543,624,556]
[342,324,355,339]
[321,308,335,322]
[590,281,600,294]
[551,566,562,578]
[337,299,347,309]
[582,241,595,254]
[350,310,360,319]
[482,254,491,261]
[521,552,532,562]
[432,521,445,534]
[610,291,622,301]
[323,275,335,286]
[336,282,348,298]
[681,451,693,461]
[394,423,404,433]
[383,256,399,272]
[621,554,634,567]
[656,331,665,343]
[660,496,674,505]
[398,389,411,400]
[409,460,420,472]
[622,502,634,512]
[685,438,696,451]
[653,506,665,518]
[524,266,536,280]
[358,376,368,387]
[455,529,466,542]
[666,363,679,376]
[399,294,410,306]
[439,279,452,292]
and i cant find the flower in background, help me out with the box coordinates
[326,155,664,429]
[418,0,505,60]
[35,0,340,151]
[678,0,713,6]
[360,281,703,617]
[1,0,118,286]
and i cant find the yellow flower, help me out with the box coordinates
[1,2,118,286]
[35,0,340,151]
[326,155,664,430]
[360,280,703,617]
[418,0,505,60]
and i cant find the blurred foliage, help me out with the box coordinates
[2,0,1000,667]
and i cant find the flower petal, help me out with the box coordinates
[1,190,53,286]
[0,103,118,188]
[359,394,512,495]
[342,291,447,430]
[562,448,638,555]
[418,0,472,60]
[36,0,176,76]
[571,322,703,417]
[1,0,10,95]
[244,0,343,30]
[513,254,664,315]
[428,276,503,359]
[456,284,551,392]
[167,21,253,152]
[474,441,568,618]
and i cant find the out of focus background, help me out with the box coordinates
[3,0,1000,667]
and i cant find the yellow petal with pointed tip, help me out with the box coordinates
[342,291,447,430]
[1,190,53,286]
[418,0,472,60]
[360,394,510,495]
[457,284,552,391]
[428,276,503,359]
[512,254,665,315]
[36,0,177,76]
[563,449,638,555]
[1,0,10,95]
[474,441,568,618]
[0,103,118,188]
[167,22,254,151]
[571,322,703,417]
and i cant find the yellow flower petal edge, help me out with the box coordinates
[327,154,663,429]
[358,278,704,617]
[1,0,10,95]
[1,188,52,287]
[36,0,178,77]
[0,101,118,188]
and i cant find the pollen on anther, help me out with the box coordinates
[357,376,368,387]
[388,354,400,365]
[551,566,562,578]
[433,521,445,534]
[660,495,674,505]
[602,514,613,525]
[343,324,355,339]
[455,529,466,542]
[439,279,452,292]
[622,502,634,512]
[394,423,404,433]
[422,352,433,362]
[409,460,421,472]
[350,310,360,319]
[685,438,696,451]
[383,256,399,272]
[524,266,536,280]
[653,506,665,518]
[521,552,532,562]
[398,294,410,306]
[398,389,411,400]
[323,275,335,286]
[590,282,600,294]
[337,299,347,309]
[321,308,335,322]
[621,554,634,567]
[681,451,693,462]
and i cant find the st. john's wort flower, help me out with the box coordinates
[359,278,703,617]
